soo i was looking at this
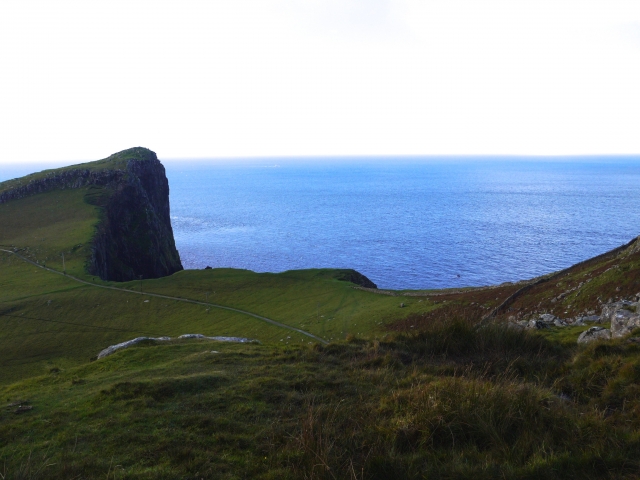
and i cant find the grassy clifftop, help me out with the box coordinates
[0,147,152,198]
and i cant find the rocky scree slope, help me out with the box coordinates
[0,147,183,281]
[494,235,640,343]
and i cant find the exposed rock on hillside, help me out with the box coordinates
[485,235,640,322]
[333,269,378,289]
[600,300,640,338]
[0,169,124,203]
[610,309,640,338]
[508,297,640,344]
[97,334,257,359]
[577,326,611,344]
[0,147,183,281]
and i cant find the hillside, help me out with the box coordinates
[3,311,640,478]
[2,153,640,478]
[389,234,640,339]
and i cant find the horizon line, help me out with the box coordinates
[2,152,640,168]
[162,153,640,161]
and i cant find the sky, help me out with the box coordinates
[1,0,640,165]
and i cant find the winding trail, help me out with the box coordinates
[0,248,328,345]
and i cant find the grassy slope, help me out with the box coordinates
[2,322,640,479]
[144,268,437,341]
[503,247,640,320]
[389,236,640,339]
[0,170,438,384]
[0,252,288,383]
[0,189,100,277]
[0,247,434,383]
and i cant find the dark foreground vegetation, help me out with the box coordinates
[2,315,640,479]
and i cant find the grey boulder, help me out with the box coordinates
[539,313,558,324]
[553,318,568,327]
[601,301,636,323]
[528,319,550,329]
[610,310,640,339]
[577,327,611,344]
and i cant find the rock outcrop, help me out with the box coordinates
[601,301,634,322]
[512,313,568,330]
[0,168,125,204]
[577,327,611,344]
[0,147,183,281]
[587,299,640,339]
[87,149,183,281]
[97,334,257,359]
[610,310,640,338]
[511,297,640,344]
[333,269,377,289]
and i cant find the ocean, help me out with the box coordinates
[3,157,640,290]
[164,157,640,290]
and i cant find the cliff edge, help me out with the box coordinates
[0,147,183,281]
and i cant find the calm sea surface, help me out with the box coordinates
[3,157,640,290]
[164,157,640,290]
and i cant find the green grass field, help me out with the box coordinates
[0,181,440,383]
[0,188,100,277]
[0,247,441,383]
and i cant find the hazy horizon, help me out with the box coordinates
[3,153,640,183]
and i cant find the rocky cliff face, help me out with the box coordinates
[0,169,125,203]
[0,147,183,281]
[333,269,377,289]
[88,149,183,281]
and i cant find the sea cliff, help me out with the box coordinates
[0,147,183,281]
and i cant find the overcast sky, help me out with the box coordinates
[1,1,640,164]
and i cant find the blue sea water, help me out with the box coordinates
[164,157,640,290]
[2,157,640,290]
